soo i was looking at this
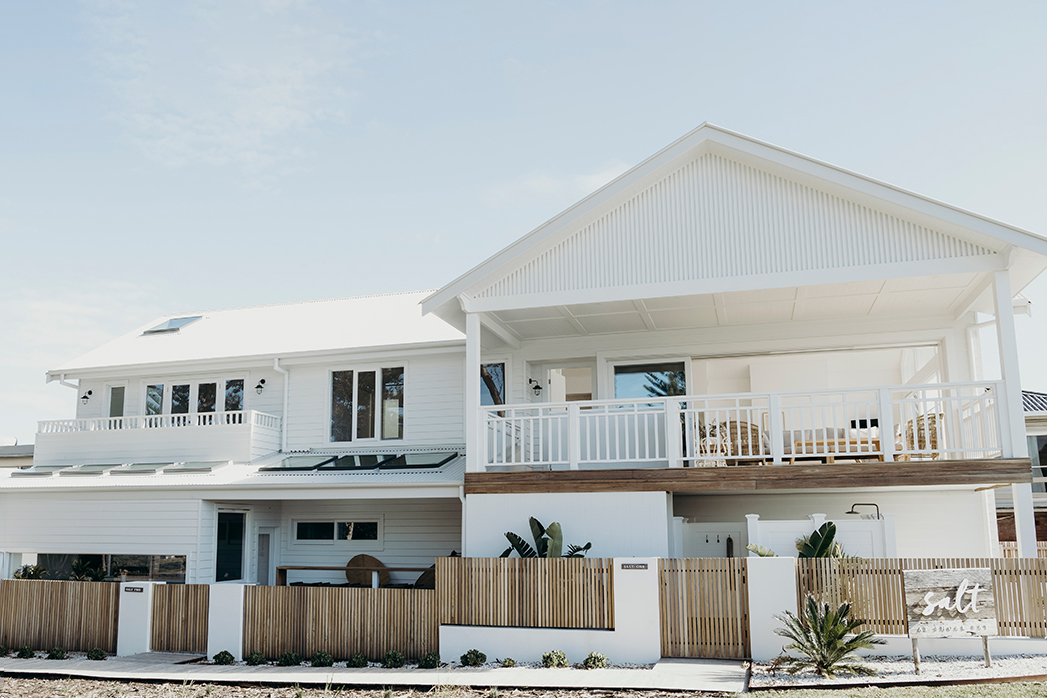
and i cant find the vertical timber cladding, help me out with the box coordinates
[242,586,437,660]
[150,584,210,653]
[0,580,120,653]
[658,558,750,659]
[796,558,1047,638]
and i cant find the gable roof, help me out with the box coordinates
[48,290,463,378]
[423,124,1047,325]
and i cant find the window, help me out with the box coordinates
[330,367,405,442]
[171,384,190,414]
[143,316,202,335]
[294,519,382,545]
[614,361,686,399]
[225,379,244,411]
[297,521,335,541]
[198,383,217,413]
[141,377,245,417]
[146,384,164,415]
[339,521,378,540]
[481,363,505,406]
[108,386,125,418]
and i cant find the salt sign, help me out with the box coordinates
[902,567,996,672]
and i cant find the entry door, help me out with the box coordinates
[216,512,245,582]
[257,531,271,586]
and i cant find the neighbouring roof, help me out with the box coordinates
[0,445,33,459]
[47,291,463,378]
[1023,390,1047,414]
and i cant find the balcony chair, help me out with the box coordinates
[899,413,943,461]
[721,420,765,465]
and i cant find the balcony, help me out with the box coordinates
[481,381,1011,472]
[34,410,281,467]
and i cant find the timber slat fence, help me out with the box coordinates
[242,586,437,660]
[435,557,614,629]
[151,584,209,653]
[659,558,750,660]
[0,580,119,653]
[999,541,1047,559]
[798,557,1047,637]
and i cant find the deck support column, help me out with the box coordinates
[465,311,482,474]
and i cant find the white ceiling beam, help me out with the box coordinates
[949,274,995,321]
[476,312,521,349]
[633,300,658,331]
[557,306,591,336]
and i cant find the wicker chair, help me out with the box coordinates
[900,413,943,460]
[721,420,764,464]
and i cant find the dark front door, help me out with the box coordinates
[216,512,245,582]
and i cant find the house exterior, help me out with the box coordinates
[2,124,1044,586]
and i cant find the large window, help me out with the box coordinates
[146,384,164,415]
[142,378,246,417]
[331,367,404,442]
[481,363,505,406]
[295,519,381,545]
[614,361,686,399]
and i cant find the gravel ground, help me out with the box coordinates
[757,685,1047,697]
[750,653,1047,688]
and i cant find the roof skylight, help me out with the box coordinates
[143,316,202,335]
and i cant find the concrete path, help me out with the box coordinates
[0,654,748,693]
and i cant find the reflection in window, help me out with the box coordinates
[225,379,244,411]
[216,512,244,582]
[481,363,505,406]
[108,386,125,418]
[331,371,354,442]
[296,521,335,541]
[198,383,217,413]
[357,371,376,439]
[37,553,186,583]
[613,362,686,399]
[171,384,190,414]
[1031,435,1047,493]
[382,367,405,439]
[146,384,164,415]
[339,521,379,540]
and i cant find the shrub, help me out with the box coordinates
[46,647,66,660]
[582,652,608,670]
[245,652,266,666]
[212,650,235,666]
[12,564,46,580]
[541,650,567,668]
[16,646,34,659]
[277,652,303,667]
[500,657,516,668]
[86,648,106,661]
[0,646,7,657]
[311,651,333,668]
[459,648,486,667]
[418,651,440,669]
[382,650,406,669]
[347,652,368,668]
[772,595,885,678]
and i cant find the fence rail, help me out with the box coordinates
[0,580,119,653]
[151,584,209,653]
[38,410,280,433]
[798,557,1047,637]
[659,558,750,659]
[242,586,437,660]
[1000,542,1047,559]
[436,557,614,629]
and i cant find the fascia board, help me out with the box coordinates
[0,482,464,499]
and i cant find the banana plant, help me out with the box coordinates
[745,522,847,558]
[500,517,592,558]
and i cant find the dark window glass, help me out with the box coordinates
[225,379,244,411]
[198,383,217,413]
[357,371,376,439]
[481,363,505,406]
[108,386,125,418]
[146,384,164,415]
[614,362,686,399]
[171,384,190,414]
[1034,435,1047,493]
[382,367,404,439]
[297,522,334,541]
[338,521,378,540]
[216,513,244,582]
[331,370,354,442]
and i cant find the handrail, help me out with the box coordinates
[38,410,282,434]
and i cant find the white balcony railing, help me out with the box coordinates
[39,410,280,434]
[482,382,1007,471]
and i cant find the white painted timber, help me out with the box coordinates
[746,556,799,661]
[440,557,661,665]
[745,513,897,558]
[207,584,246,661]
[117,581,164,656]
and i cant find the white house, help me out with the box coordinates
[2,124,1043,585]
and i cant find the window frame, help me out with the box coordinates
[599,355,693,401]
[327,363,408,445]
[139,374,249,417]
[291,515,384,550]
[104,381,129,419]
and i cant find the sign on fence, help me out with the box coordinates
[903,568,997,638]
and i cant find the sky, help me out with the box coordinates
[3,1,1047,444]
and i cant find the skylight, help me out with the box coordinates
[142,316,202,335]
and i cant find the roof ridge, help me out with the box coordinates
[160,289,437,318]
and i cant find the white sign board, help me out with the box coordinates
[903,568,997,638]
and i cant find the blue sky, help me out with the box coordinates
[3,1,1047,443]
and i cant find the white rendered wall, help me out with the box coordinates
[464,492,671,558]
[673,488,996,558]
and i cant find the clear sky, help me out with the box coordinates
[3,1,1047,444]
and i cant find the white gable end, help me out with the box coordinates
[475,152,997,303]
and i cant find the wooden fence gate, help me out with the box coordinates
[151,584,210,653]
[0,580,120,653]
[659,558,750,659]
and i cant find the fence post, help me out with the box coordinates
[568,404,581,470]
[207,584,246,661]
[666,400,683,467]
[746,557,798,661]
[878,388,895,462]
[116,581,163,656]
[768,393,783,465]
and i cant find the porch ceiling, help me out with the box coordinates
[489,271,991,341]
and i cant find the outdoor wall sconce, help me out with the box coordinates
[846,502,882,519]
[80,390,93,405]
[255,379,266,395]
[528,378,543,397]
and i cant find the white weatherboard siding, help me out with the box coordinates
[464,492,671,558]
[673,489,997,558]
[278,498,462,585]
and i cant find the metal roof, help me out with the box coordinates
[0,445,33,459]
[1023,390,1047,414]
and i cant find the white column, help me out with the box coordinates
[747,557,798,661]
[1012,482,1038,558]
[207,584,246,660]
[465,312,482,473]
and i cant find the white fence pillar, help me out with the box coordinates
[207,584,246,661]
[116,581,164,656]
[746,557,798,661]
[1012,482,1038,558]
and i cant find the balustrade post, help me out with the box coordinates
[568,404,581,470]
[767,393,783,465]
[666,400,683,467]
[878,388,896,462]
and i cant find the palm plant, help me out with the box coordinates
[746,522,849,558]
[500,517,592,558]
[772,595,884,678]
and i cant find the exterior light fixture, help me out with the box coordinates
[846,502,881,519]
[528,378,543,397]
[255,379,266,395]
[80,390,93,405]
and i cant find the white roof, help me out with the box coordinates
[48,291,463,377]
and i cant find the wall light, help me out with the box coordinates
[80,390,93,405]
[528,378,543,397]
[255,379,266,395]
[845,502,881,519]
